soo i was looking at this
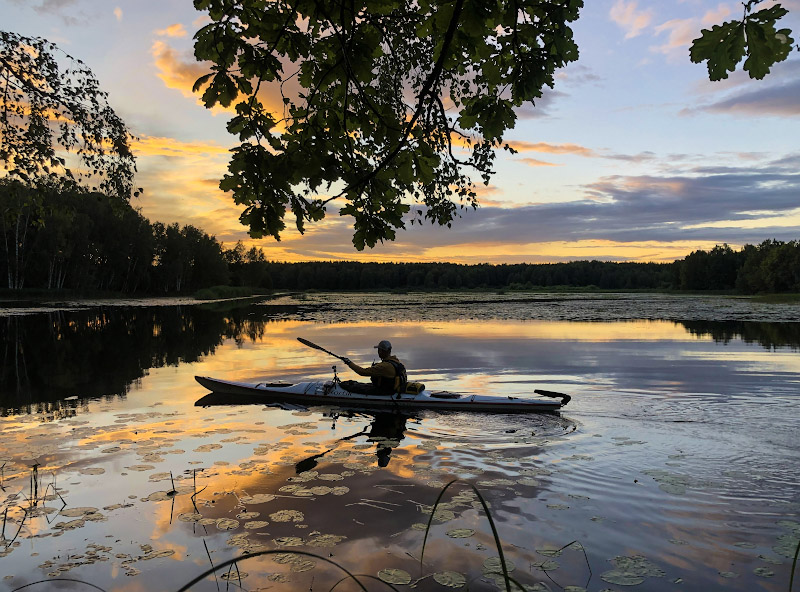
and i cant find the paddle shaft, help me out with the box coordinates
[297,337,348,362]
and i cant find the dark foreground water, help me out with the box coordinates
[0,293,798,592]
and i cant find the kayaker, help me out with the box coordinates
[341,340,408,396]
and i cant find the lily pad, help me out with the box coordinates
[244,521,269,529]
[446,528,475,539]
[600,570,645,586]
[236,511,260,519]
[483,557,515,573]
[378,568,412,585]
[433,571,466,587]
[216,518,240,530]
[307,534,346,547]
[239,493,276,504]
[269,510,304,522]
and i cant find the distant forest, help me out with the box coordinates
[2,181,798,294]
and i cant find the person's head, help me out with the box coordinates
[374,339,392,360]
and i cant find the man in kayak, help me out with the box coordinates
[341,340,408,396]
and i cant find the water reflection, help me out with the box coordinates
[1,296,799,592]
[3,300,799,415]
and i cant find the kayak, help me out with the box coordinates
[194,375,570,413]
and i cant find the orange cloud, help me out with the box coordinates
[506,141,597,157]
[156,23,188,38]
[652,18,697,58]
[150,40,302,123]
[151,40,210,101]
[132,134,231,157]
[519,157,559,167]
[609,0,654,39]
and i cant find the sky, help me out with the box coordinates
[3,0,799,264]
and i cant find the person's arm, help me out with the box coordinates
[343,359,394,378]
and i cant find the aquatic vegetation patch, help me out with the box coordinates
[378,568,412,584]
[269,509,305,522]
[433,570,467,587]
[601,555,665,586]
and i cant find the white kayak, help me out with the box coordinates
[195,376,570,413]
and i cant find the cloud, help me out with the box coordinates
[651,5,732,61]
[113,6,122,21]
[229,162,800,264]
[520,158,559,167]
[555,64,603,87]
[131,135,231,158]
[507,141,597,157]
[9,0,83,25]
[505,141,655,163]
[513,89,567,119]
[685,78,800,117]
[151,41,210,101]
[609,0,654,39]
[651,18,697,59]
[156,24,188,38]
[150,40,303,119]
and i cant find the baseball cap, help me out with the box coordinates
[374,340,392,351]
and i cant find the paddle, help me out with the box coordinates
[297,337,348,362]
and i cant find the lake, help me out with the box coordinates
[1,292,798,592]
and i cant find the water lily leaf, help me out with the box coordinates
[600,570,645,586]
[220,571,248,580]
[754,567,775,578]
[126,464,155,472]
[239,493,276,504]
[269,510,304,522]
[719,571,739,578]
[307,534,346,547]
[533,559,559,571]
[274,536,304,546]
[433,571,466,587]
[378,568,412,585]
[244,520,269,529]
[216,518,240,530]
[483,557,515,573]
[178,513,204,522]
[78,467,105,475]
[237,511,260,519]
[60,507,99,517]
[446,528,475,538]
[194,443,223,452]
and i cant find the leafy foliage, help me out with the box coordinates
[0,31,137,198]
[192,0,583,249]
[689,1,796,81]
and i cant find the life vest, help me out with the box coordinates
[370,358,408,395]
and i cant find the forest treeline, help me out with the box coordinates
[1,181,798,294]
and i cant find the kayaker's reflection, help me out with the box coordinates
[295,413,408,472]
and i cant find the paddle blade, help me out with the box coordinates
[297,337,323,351]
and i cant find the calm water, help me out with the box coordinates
[0,293,798,592]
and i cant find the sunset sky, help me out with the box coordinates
[4,0,799,263]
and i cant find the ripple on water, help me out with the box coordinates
[416,412,576,446]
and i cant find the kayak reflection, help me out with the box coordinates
[293,412,409,470]
[194,392,411,468]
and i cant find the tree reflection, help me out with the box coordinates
[679,320,800,350]
[0,303,265,413]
